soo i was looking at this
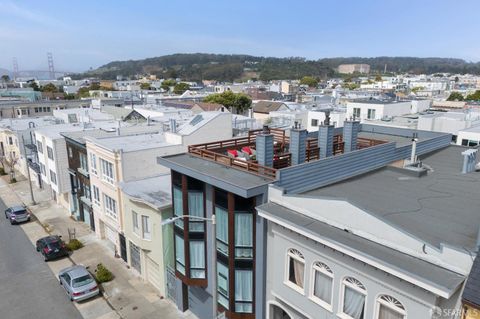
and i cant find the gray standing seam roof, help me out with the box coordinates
[303,145,480,251]
[463,256,480,307]
[258,202,465,297]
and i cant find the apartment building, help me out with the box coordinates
[337,64,370,74]
[0,100,91,119]
[346,99,430,122]
[86,112,232,258]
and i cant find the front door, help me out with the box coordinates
[119,233,127,262]
[129,241,141,274]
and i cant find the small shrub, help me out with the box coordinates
[95,263,113,283]
[66,239,83,251]
[9,178,17,184]
[0,167,6,175]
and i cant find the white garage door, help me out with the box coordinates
[104,225,117,251]
[146,255,162,294]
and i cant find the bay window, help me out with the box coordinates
[189,241,205,279]
[234,213,253,258]
[235,269,253,313]
[175,234,185,275]
[217,262,229,309]
[173,186,184,229]
[188,191,204,232]
[216,206,228,256]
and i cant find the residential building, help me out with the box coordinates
[252,101,289,121]
[35,123,95,207]
[119,173,174,297]
[86,112,232,258]
[337,64,370,74]
[157,119,454,319]
[346,99,430,122]
[0,100,91,119]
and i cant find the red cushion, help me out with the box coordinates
[227,149,238,157]
[242,146,252,155]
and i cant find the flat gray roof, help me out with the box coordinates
[303,145,480,250]
[157,153,271,198]
[258,202,465,298]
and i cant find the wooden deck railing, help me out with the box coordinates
[357,137,386,149]
[188,145,277,179]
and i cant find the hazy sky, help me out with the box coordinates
[1,0,479,72]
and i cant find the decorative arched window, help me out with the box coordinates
[341,277,366,319]
[286,248,305,291]
[377,295,406,319]
[311,262,334,310]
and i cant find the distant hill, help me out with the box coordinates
[73,53,480,81]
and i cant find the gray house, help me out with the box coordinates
[157,116,468,319]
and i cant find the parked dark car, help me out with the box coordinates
[36,235,69,261]
[5,206,30,225]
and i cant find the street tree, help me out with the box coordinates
[299,76,318,88]
[203,91,252,114]
[173,82,190,95]
[447,91,464,101]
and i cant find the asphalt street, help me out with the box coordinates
[0,197,83,319]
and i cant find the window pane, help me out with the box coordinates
[343,286,365,319]
[235,270,253,313]
[378,304,403,319]
[288,257,304,288]
[189,241,205,278]
[217,262,229,309]
[314,270,332,304]
[235,213,253,258]
[216,206,228,256]
[173,187,183,229]
[175,235,185,275]
[188,191,204,232]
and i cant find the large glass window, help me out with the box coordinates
[89,153,97,175]
[311,262,333,310]
[175,234,185,275]
[188,191,204,232]
[376,295,405,319]
[342,277,366,319]
[367,108,376,120]
[100,158,114,184]
[79,153,88,172]
[217,262,229,309]
[92,185,100,206]
[47,146,54,160]
[353,107,361,119]
[189,241,205,279]
[235,269,253,313]
[286,248,305,291]
[37,140,43,154]
[142,215,151,240]
[173,186,183,229]
[103,194,117,219]
[234,213,253,258]
[216,206,228,256]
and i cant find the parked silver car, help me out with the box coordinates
[58,265,99,302]
[5,205,30,224]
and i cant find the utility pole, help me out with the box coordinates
[21,135,36,205]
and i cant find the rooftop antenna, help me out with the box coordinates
[47,52,55,80]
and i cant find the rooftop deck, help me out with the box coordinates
[187,127,386,179]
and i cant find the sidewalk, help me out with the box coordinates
[0,176,196,319]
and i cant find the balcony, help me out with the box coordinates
[187,127,387,179]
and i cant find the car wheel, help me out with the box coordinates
[44,255,48,262]
[9,219,13,225]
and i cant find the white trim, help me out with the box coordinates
[266,300,295,319]
[284,248,306,295]
[269,293,313,319]
[338,276,367,319]
[258,210,454,299]
[374,294,406,319]
[309,261,334,312]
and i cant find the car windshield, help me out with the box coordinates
[12,210,27,215]
[72,274,94,288]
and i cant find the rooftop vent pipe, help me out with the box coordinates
[411,132,418,163]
